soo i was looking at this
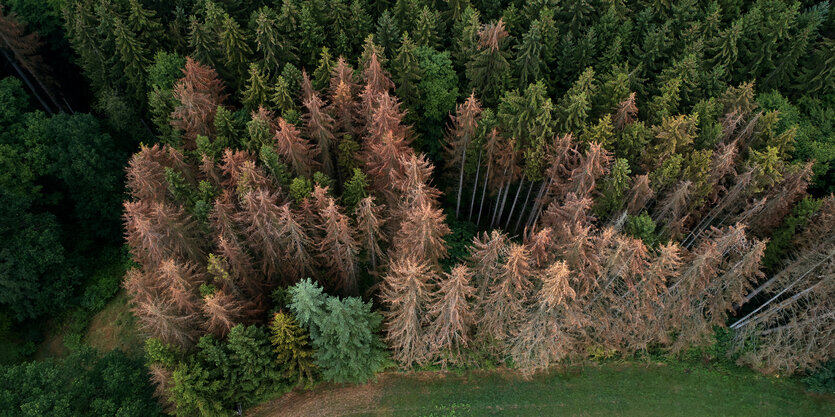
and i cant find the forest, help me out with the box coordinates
[0,0,833,415]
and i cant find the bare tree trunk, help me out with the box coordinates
[731,251,833,330]
[504,174,526,230]
[526,178,552,230]
[456,138,469,218]
[477,160,491,226]
[491,181,506,227]
[513,180,535,232]
[1,49,53,114]
[469,150,482,221]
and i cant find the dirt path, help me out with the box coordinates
[246,374,389,417]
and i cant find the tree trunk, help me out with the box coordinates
[730,251,833,330]
[1,49,53,114]
[513,180,535,232]
[504,174,526,230]
[477,160,491,226]
[456,137,469,218]
[526,177,553,230]
[469,150,482,221]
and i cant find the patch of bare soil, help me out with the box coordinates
[246,374,396,417]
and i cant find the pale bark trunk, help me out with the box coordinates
[469,150,482,220]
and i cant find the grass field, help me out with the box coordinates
[248,362,835,417]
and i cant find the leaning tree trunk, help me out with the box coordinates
[469,150,482,221]
[504,174,526,230]
[456,136,469,218]
[477,160,492,226]
[513,180,535,232]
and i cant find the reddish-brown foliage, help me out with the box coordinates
[170,57,227,148]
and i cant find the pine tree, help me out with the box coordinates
[510,260,577,376]
[269,311,317,387]
[298,3,325,66]
[201,288,248,338]
[382,255,435,368]
[127,0,164,51]
[288,279,387,383]
[342,168,369,208]
[513,20,547,89]
[270,75,296,114]
[478,243,534,351]
[112,16,150,101]
[425,264,477,367]
[452,6,481,71]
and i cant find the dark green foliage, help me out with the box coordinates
[761,197,822,273]
[625,212,657,247]
[804,359,835,394]
[289,177,313,203]
[288,279,387,383]
[0,78,123,321]
[595,158,631,218]
[0,348,162,417]
[145,338,181,369]
[147,52,187,141]
[343,168,369,209]
[170,325,284,416]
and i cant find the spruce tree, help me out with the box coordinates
[375,10,401,56]
[241,63,269,111]
[270,311,317,387]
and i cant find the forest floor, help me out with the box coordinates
[247,362,835,417]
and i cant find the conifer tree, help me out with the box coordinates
[392,32,423,111]
[170,58,228,149]
[302,89,338,178]
[270,75,296,115]
[315,191,361,295]
[375,10,401,55]
[298,3,325,66]
[252,6,296,69]
[355,196,387,270]
[382,255,435,368]
[127,0,164,51]
[312,47,334,91]
[241,63,269,111]
[218,13,252,84]
[446,93,482,217]
[273,117,320,177]
[270,311,317,387]
[513,20,547,89]
[112,16,150,101]
[466,18,511,105]
[478,243,534,352]
[511,260,577,376]
[425,264,477,367]
[414,6,441,48]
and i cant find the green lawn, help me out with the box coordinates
[249,362,835,417]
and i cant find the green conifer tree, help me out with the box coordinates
[270,312,317,388]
